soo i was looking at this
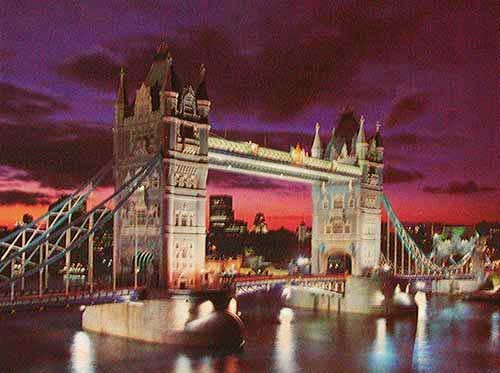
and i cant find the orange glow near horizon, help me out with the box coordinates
[1,183,497,231]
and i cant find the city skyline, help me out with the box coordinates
[1,2,498,229]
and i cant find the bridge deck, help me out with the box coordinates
[0,288,141,312]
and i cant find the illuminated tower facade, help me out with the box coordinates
[113,43,210,289]
[310,109,384,275]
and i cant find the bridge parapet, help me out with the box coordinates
[224,274,347,297]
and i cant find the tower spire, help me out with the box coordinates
[356,115,366,144]
[116,67,127,105]
[114,67,128,124]
[311,122,322,158]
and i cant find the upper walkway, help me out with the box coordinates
[206,136,361,183]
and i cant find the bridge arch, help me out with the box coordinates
[327,253,352,275]
[321,244,355,274]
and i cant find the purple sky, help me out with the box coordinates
[0,1,498,228]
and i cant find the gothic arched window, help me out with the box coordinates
[333,194,344,209]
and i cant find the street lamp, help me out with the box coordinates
[134,185,144,290]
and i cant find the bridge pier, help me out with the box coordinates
[285,276,417,316]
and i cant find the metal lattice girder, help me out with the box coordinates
[382,193,474,274]
[0,154,161,289]
[0,161,113,265]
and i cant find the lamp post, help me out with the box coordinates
[11,263,22,302]
[134,206,138,290]
[133,185,144,290]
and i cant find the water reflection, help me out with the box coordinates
[2,295,499,372]
[491,312,499,350]
[198,356,214,373]
[70,331,95,373]
[274,308,297,373]
[174,354,192,372]
[413,291,430,370]
[369,316,398,371]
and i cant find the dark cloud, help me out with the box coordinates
[211,129,314,153]
[384,165,424,184]
[423,181,496,194]
[56,53,121,91]
[0,49,14,62]
[385,132,466,147]
[0,82,69,121]
[54,1,436,122]
[0,190,52,206]
[208,170,309,194]
[0,119,112,190]
[385,93,430,127]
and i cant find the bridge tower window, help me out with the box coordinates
[333,194,344,209]
[344,223,351,234]
[181,212,188,226]
[332,216,343,233]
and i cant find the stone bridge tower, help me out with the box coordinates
[113,43,210,289]
[310,109,384,276]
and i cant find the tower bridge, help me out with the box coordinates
[0,42,482,308]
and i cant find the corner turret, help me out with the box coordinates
[311,122,322,158]
[196,64,211,121]
[355,115,369,161]
[374,122,384,162]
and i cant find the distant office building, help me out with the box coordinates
[225,219,248,235]
[209,195,234,233]
[252,212,268,234]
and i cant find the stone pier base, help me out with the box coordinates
[82,291,244,348]
[285,276,417,316]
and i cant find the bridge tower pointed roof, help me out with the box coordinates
[311,122,322,158]
[374,121,383,147]
[356,115,366,144]
[116,67,128,106]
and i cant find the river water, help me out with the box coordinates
[0,292,498,372]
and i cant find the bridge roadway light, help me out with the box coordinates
[416,281,426,290]
[296,257,309,266]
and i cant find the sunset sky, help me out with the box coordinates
[0,1,498,230]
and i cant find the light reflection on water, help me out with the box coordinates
[369,317,396,370]
[70,331,95,373]
[274,308,297,373]
[1,294,498,372]
[174,354,192,373]
[491,312,499,350]
[413,291,430,370]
